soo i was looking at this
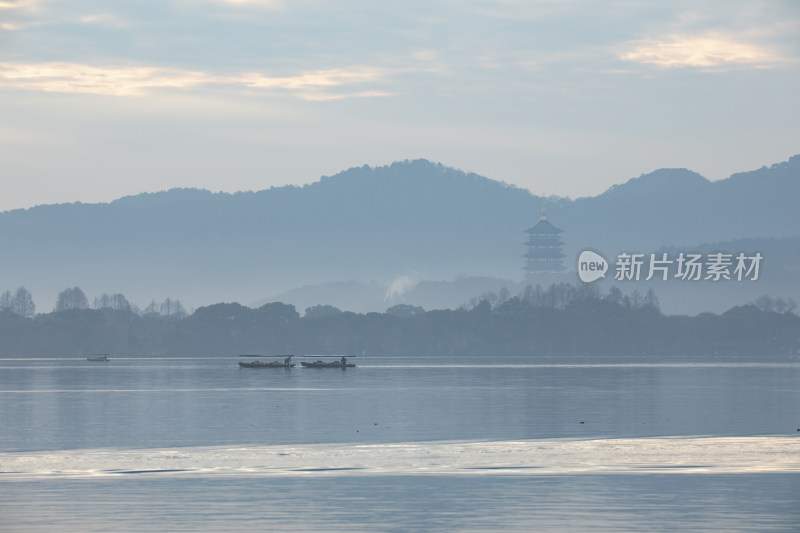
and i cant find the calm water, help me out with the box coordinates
[1,355,799,532]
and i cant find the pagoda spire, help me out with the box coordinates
[523,198,565,275]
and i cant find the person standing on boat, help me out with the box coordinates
[340,356,347,366]
[284,355,292,366]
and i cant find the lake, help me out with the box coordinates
[1,355,799,532]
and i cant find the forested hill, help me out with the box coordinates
[0,156,798,313]
[0,285,797,357]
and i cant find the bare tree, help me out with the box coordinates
[55,287,89,312]
[576,282,601,301]
[159,298,186,318]
[605,286,625,307]
[753,295,775,312]
[496,287,511,307]
[629,289,643,309]
[94,293,112,310]
[111,293,131,311]
[754,296,798,315]
[94,293,131,311]
[160,298,175,316]
[11,286,35,317]
[643,288,660,312]
[144,299,159,315]
[0,290,11,312]
[522,284,545,307]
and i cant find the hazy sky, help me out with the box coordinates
[1,0,798,212]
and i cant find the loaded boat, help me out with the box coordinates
[238,355,295,368]
[300,355,355,368]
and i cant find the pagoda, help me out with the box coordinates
[523,200,566,275]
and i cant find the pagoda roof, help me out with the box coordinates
[525,218,563,234]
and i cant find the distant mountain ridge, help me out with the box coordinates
[564,156,800,253]
[0,156,798,313]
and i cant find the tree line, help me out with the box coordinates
[0,286,186,317]
[0,283,797,357]
[0,287,36,317]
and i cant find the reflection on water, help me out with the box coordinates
[2,474,800,532]
[1,355,799,531]
[3,436,799,479]
[1,356,799,452]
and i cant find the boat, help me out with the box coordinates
[86,354,110,362]
[300,358,355,368]
[238,355,295,368]
[239,361,295,368]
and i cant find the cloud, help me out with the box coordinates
[205,0,282,7]
[0,0,42,13]
[300,90,392,101]
[241,67,384,89]
[0,62,217,96]
[0,62,394,99]
[0,0,38,9]
[240,67,391,100]
[619,33,784,69]
[78,14,130,28]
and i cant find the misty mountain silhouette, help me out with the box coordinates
[1,156,797,313]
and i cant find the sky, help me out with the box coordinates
[1,0,798,212]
